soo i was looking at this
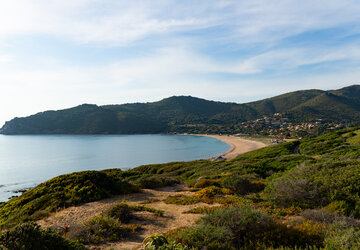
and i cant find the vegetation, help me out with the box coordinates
[183,206,222,214]
[0,222,85,250]
[0,171,139,229]
[166,206,325,249]
[69,215,141,244]
[105,203,132,223]
[137,176,179,189]
[129,205,165,217]
[2,85,360,135]
[143,233,169,249]
[3,126,360,248]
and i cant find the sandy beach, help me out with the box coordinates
[198,134,267,160]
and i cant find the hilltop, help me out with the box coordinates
[1,85,360,135]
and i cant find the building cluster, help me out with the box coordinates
[235,115,344,139]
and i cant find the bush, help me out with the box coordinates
[324,200,351,216]
[0,222,85,250]
[146,241,190,250]
[168,206,325,249]
[301,209,360,227]
[266,161,360,216]
[324,221,360,249]
[143,233,168,248]
[200,206,270,247]
[193,179,220,188]
[268,175,322,207]
[221,175,258,195]
[71,215,140,244]
[167,225,233,250]
[191,186,224,200]
[106,203,132,223]
[137,176,179,189]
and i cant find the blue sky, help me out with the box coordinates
[1,0,360,125]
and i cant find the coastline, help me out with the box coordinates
[192,134,267,160]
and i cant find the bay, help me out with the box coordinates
[0,134,230,201]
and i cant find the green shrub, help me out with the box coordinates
[106,203,132,223]
[72,215,140,244]
[193,179,220,188]
[137,176,179,189]
[0,222,85,250]
[266,167,323,207]
[200,206,270,247]
[145,241,190,250]
[301,209,360,227]
[324,200,351,215]
[167,225,233,250]
[221,175,256,195]
[143,233,168,248]
[191,186,224,200]
[168,206,324,249]
[266,161,360,216]
[324,222,360,249]
[164,186,228,205]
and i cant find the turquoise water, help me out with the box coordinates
[0,134,230,201]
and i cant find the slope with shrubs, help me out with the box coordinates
[128,126,360,248]
[0,171,139,229]
[2,127,360,248]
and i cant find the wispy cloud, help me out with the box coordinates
[1,0,360,125]
[1,0,360,46]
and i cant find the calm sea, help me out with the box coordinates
[0,134,230,201]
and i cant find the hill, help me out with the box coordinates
[2,127,360,248]
[1,85,360,135]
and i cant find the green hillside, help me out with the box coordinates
[245,89,324,115]
[1,85,360,134]
[2,127,360,248]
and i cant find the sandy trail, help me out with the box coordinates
[37,185,219,250]
[198,134,267,159]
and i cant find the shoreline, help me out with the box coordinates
[192,134,267,160]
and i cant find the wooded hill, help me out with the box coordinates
[1,85,360,134]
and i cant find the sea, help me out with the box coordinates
[0,134,230,202]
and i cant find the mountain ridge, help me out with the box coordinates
[1,85,360,135]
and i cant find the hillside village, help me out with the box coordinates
[234,113,346,139]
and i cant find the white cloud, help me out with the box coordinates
[0,1,213,46]
[1,0,360,126]
[0,0,360,46]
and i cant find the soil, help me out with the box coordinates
[37,184,219,249]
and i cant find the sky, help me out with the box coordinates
[1,0,360,126]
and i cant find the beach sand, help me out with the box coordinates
[198,134,267,160]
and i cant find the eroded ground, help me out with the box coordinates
[37,185,219,249]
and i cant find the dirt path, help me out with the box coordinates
[37,185,218,249]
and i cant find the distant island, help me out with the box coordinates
[1,85,360,137]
